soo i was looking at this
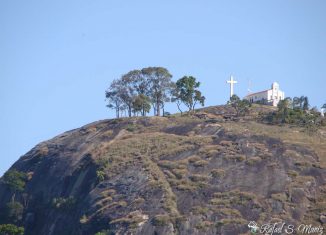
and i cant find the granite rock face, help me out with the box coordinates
[0,105,325,235]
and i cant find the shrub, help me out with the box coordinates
[96,170,106,182]
[80,214,89,224]
[294,161,312,170]
[195,221,213,230]
[132,197,145,205]
[52,197,76,211]
[125,124,136,132]
[211,169,225,178]
[271,193,288,202]
[287,170,299,177]
[100,189,116,197]
[95,232,106,235]
[5,202,24,223]
[117,201,127,207]
[0,224,24,235]
[94,230,115,235]
[95,157,109,168]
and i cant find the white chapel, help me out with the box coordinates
[244,82,285,107]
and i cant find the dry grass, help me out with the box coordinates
[222,121,326,167]
[271,193,288,202]
[218,208,242,217]
[110,211,148,228]
[172,169,188,179]
[151,214,171,226]
[245,156,262,165]
[187,155,202,163]
[191,206,210,215]
[224,154,246,162]
[189,174,210,182]
[211,190,257,207]
[217,218,247,226]
[195,220,214,230]
[193,160,209,167]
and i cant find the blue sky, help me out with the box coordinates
[1,0,325,176]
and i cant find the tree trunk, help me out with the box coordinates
[192,100,197,113]
[176,102,183,115]
[156,100,160,116]
[128,106,132,117]
[152,103,157,116]
[116,108,120,118]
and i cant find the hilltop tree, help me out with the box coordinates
[172,76,205,113]
[105,80,124,118]
[105,75,136,118]
[119,73,137,117]
[171,83,183,115]
[293,96,309,110]
[276,97,292,123]
[228,94,251,116]
[292,97,300,109]
[142,67,173,116]
[106,68,171,117]
[126,70,151,116]
[302,96,309,110]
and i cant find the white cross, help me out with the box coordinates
[226,75,238,98]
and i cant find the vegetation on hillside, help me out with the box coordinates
[0,224,24,235]
[0,170,27,234]
[1,170,27,202]
[0,102,326,234]
[228,94,251,116]
[265,96,326,132]
[1,67,325,234]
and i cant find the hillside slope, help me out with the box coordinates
[0,105,326,235]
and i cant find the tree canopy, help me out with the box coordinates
[106,69,207,117]
[172,76,205,113]
[2,170,26,194]
[141,67,173,116]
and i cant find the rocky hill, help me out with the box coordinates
[0,105,326,235]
